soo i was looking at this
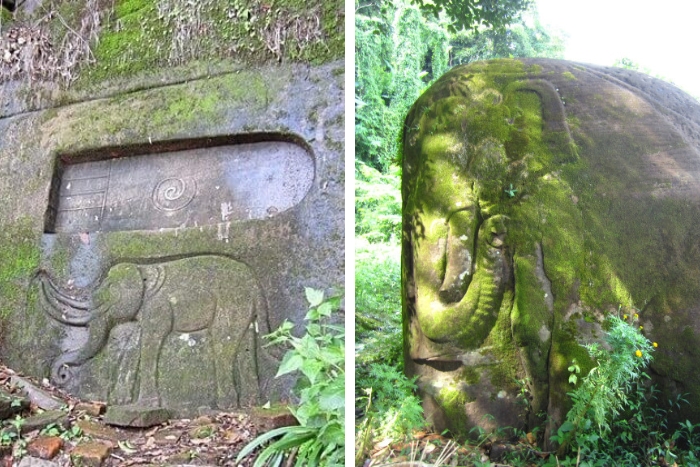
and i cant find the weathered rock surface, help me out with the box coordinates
[104,405,172,428]
[70,441,112,467]
[19,411,68,435]
[26,436,63,460]
[249,405,298,431]
[17,457,60,467]
[402,58,700,439]
[0,0,344,418]
[10,376,66,411]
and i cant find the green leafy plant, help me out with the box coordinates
[366,364,425,439]
[0,429,17,446]
[553,314,654,459]
[236,287,344,467]
[60,424,83,441]
[40,423,61,437]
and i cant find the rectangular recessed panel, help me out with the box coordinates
[48,140,314,233]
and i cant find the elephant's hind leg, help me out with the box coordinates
[136,307,172,405]
[212,304,259,409]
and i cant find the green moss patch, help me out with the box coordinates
[0,219,40,326]
[80,0,343,86]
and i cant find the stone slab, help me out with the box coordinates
[75,420,125,443]
[250,405,298,431]
[70,441,112,467]
[19,410,68,435]
[17,457,60,467]
[74,402,106,417]
[49,140,313,233]
[104,405,172,428]
[10,376,66,411]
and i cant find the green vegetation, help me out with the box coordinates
[544,314,700,466]
[237,288,344,466]
[411,0,531,32]
[85,0,343,83]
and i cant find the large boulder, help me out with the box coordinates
[402,58,700,439]
[0,0,343,416]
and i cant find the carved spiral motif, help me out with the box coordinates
[152,177,196,211]
[53,363,74,386]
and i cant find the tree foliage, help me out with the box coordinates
[356,0,449,171]
[450,10,564,66]
[355,162,401,242]
[412,0,531,32]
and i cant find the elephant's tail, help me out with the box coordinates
[37,271,92,326]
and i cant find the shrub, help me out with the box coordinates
[553,314,654,458]
[237,288,344,467]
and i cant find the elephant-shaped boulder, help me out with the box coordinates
[403,58,700,440]
[38,254,269,410]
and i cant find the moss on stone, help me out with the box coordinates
[78,0,343,87]
[0,219,41,326]
[41,68,272,151]
[435,385,472,438]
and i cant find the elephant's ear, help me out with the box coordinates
[92,296,112,316]
[138,264,165,300]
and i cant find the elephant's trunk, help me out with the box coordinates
[50,313,112,386]
[37,271,92,326]
[50,350,81,386]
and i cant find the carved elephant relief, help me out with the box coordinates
[37,254,270,410]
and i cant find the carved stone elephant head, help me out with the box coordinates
[403,58,700,440]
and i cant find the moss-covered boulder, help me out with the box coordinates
[0,0,343,416]
[402,58,700,439]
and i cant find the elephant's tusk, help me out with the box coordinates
[39,277,92,326]
[45,278,90,310]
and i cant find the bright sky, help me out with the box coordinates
[535,0,700,98]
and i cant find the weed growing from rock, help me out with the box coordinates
[237,287,344,466]
[553,314,654,459]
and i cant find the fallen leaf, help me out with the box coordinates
[118,440,137,454]
[423,443,437,454]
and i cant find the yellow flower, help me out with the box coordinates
[639,326,644,330]
[635,350,643,357]
[634,313,639,319]
[653,342,658,348]
[623,314,628,320]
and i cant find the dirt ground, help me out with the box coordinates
[0,362,286,466]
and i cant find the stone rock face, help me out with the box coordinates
[0,2,343,417]
[402,58,700,438]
